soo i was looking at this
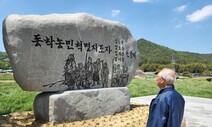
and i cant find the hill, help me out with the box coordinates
[137,38,212,66]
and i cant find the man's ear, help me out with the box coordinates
[160,78,165,84]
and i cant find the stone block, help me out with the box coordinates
[3,13,139,91]
[33,87,130,123]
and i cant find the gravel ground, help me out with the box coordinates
[0,104,149,127]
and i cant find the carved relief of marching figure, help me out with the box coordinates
[63,54,76,90]
[101,62,109,87]
[75,63,86,89]
[84,56,93,88]
[92,58,102,86]
[111,64,119,87]
[120,64,129,87]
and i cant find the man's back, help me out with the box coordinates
[147,85,185,127]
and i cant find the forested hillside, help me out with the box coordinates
[137,38,212,75]
[137,38,212,65]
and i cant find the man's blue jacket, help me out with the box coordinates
[147,85,185,127]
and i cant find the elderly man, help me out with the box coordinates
[147,68,185,127]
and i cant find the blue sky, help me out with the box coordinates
[0,0,212,54]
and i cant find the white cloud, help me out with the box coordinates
[174,5,187,12]
[174,24,182,29]
[133,0,150,3]
[111,10,120,17]
[186,5,212,22]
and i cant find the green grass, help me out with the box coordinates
[0,73,14,80]
[128,77,212,98]
[0,75,211,115]
[0,82,38,115]
[175,78,212,98]
[128,78,159,97]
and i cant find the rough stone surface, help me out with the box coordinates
[3,13,139,91]
[33,87,130,123]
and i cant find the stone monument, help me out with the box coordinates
[3,13,139,122]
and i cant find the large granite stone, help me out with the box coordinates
[3,13,139,91]
[34,87,130,123]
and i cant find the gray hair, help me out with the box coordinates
[158,68,176,84]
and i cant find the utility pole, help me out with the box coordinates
[172,54,176,72]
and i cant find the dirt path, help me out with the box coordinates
[0,80,15,83]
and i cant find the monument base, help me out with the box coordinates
[33,87,130,123]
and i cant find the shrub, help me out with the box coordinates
[206,78,212,82]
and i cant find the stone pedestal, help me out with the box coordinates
[34,87,130,123]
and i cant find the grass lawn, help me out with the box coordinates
[0,73,14,80]
[128,78,159,97]
[175,78,212,98]
[0,82,39,115]
[0,74,212,115]
[128,77,212,98]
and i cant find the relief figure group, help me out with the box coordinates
[63,53,129,90]
[63,53,110,89]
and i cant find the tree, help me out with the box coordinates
[186,63,206,74]
[0,61,11,70]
